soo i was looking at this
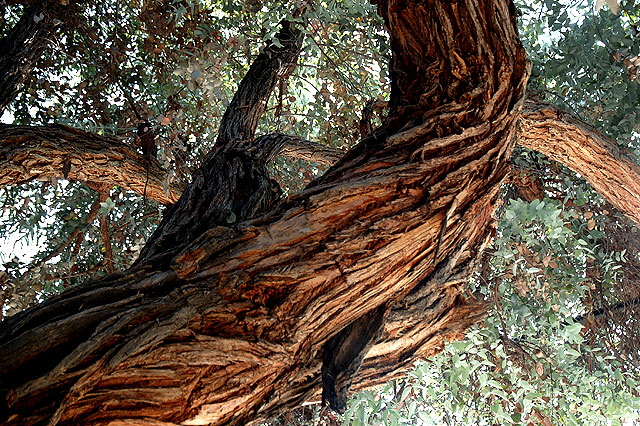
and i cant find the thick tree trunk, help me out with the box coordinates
[0,1,529,425]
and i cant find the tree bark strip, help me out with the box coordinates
[0,1,530,425]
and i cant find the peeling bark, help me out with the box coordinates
[0,2,530,426]
[0,124,184,204]
[518,101,640,227]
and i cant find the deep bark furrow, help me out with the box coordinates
[0,124,184,204]
[0,1,530,425]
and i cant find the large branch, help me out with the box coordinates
[215,21,305,149]
[0,2,65,112]
[518,101,640,227]
[0,1,529,425]
[0,124,184,204]
[135,21,305,263]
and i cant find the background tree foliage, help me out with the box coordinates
[1,0,640,425]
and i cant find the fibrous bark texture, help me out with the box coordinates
[135,21,305,264]
[518,100,640,227]
[0,124,184,204]
[0,2,529,426]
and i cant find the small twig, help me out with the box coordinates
[98,190,114,274]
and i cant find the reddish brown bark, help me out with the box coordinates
[0,1,529,426]
[518,101,640,227]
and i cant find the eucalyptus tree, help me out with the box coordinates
[0,0,639,425]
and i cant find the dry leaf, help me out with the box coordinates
[595,0,619,14]
[515,277,529,297]
[606,0,619,14]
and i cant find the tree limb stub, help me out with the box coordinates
[518,100,640,227]
[0,1,529,425]
[0,124,184,204]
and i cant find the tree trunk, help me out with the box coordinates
[0,1,529,425]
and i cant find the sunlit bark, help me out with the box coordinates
[518,100,640,227]
[0,1,531,425]
[0,124,184,205]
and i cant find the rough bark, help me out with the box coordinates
[518,100,640,227]
[135,22,305,264]
[253,134,344,166]
[0,125,344,205]
[0,124,184,205]
[0,2,64,113]
[0,2,529,426]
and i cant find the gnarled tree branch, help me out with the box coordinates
[215,21,305,150]
[518,100,640,227]
[0,124,184,204]
[0,1,530,425]
[136,20,306,263]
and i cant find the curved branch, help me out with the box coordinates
[0,124,184,204]
[518,101,640,227]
